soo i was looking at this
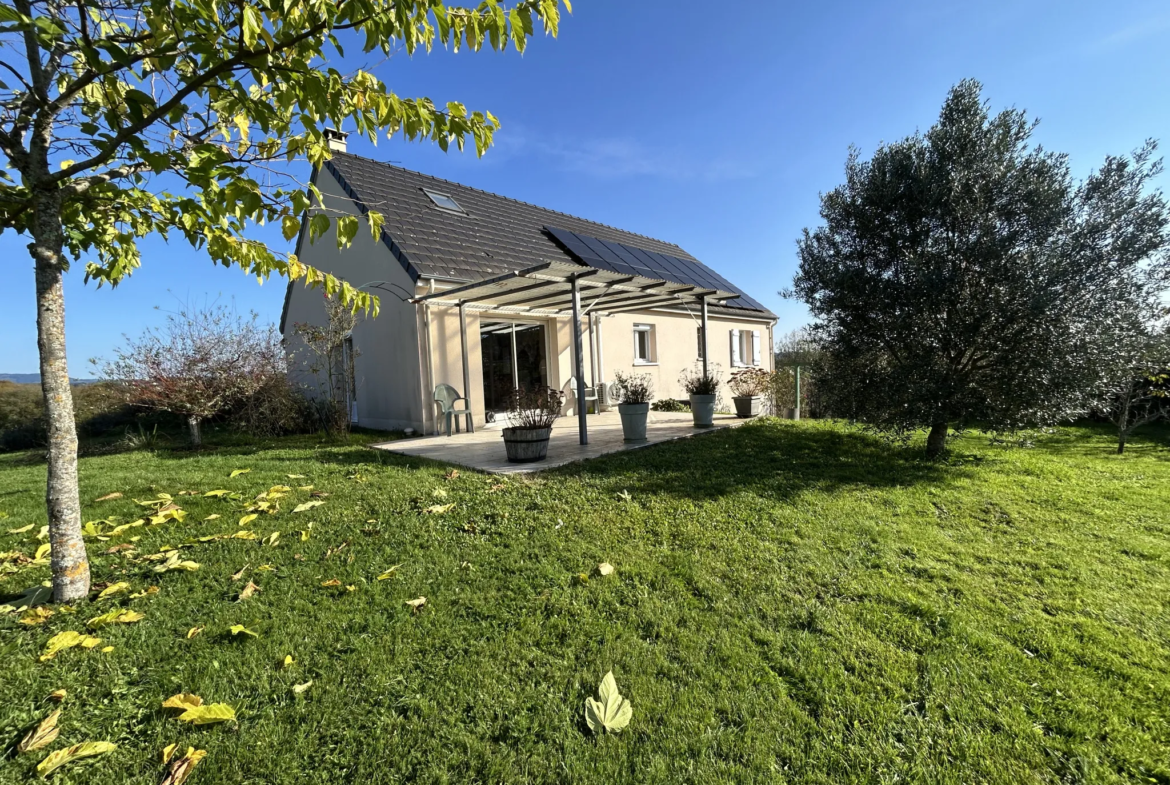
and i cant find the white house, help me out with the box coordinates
[281,132,777,437]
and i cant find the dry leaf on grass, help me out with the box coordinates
[263,531,280,547]
[39,631,102,661]
[229,469,250,478]
[584,671,633,734]
[177,704,236,725]
[48,689,67,702]
[36,741,116,777]
[292,680,313,695]
[405,597,427,612]
[19,606,54,625]
[161,743,178,765]
[231,564,249,581]
[17,709,60,753]
[229,625,258,638]
[130,586,160,598]
[94,492,123,502]
[282,654,294,668]
[97,581,131,600]
[186,627,203,639]
[159,747,207,785]
[292,500,324,513]
[87,609,145,629]
[320,578,342,587]
[238,514,258,527]
[162,693,203,711]
[443,469,460,480]
[597,563,615,577]
[236,582,260,602]
[153,552,200,573]
[375,565,402,581]
[8,523,35,533]
[422,503,455,515]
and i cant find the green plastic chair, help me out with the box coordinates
[433,384,473,436]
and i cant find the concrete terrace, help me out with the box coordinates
[369,409,746,474]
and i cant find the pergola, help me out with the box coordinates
[413,260,738,445]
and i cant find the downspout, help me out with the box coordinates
[423,279,436,434]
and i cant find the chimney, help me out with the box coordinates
[323,128,348,153]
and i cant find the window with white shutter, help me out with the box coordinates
[730,329,741,366]
[751,330,761,367]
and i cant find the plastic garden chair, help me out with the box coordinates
[433,384,473,436]
[567,377,599,415]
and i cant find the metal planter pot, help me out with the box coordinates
[617,402,649,442]
[733,395,762,419]
[689,394,717,427]
[502,426,552,463]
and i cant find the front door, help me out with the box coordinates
[480,320,548,416]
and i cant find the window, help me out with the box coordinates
[633,324,656,364]
[730,329,761,367]
[422,188,466,214]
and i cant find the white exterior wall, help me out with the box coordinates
[283,167,427,432]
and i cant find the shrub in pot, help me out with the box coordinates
[612,371,654,443]
[680,364,721,427]
[728,368,770,418]
[501,386,564,463]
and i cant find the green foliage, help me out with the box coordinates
[792,80,1170,453]
[678,363,720,396]
[611,371,653,405]
[0,0,571,313]
[650,398,688,413]
[0,422,1167,779]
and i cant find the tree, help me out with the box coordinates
[102,303,283,446]
[791,80,1170,458]
[1095,329,1170,454]
[0,0,569,601]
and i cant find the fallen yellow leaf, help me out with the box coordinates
[238,514,258,527]
[376,565,402,581]
[96,581,131,600]
[229,624,258,638]
[160,747,207,785]
[87,609,145,629]
[8,523,35,534]
[405,597,427,611]
[19,606,54,626]
[17,708,60,753]
[36,741,116,776]
[292,680,313,695]
[320,579,342,587]
[95,492,123,502]
[282,654,294,668]
[39,631,102,661]
[177,703,236,725]
[163,693,203,711]
[186,627,204,639]
[48,689,67,702]
[229,469,250,478]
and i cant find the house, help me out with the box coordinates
[280,132,777,437]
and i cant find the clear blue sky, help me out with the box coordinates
[2,0,1168,374]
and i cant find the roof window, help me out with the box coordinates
[423,189,466,214]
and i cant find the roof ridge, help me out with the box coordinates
[328,150,690,253]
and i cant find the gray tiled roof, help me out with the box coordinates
[322,152,775,317]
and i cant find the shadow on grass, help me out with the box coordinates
[543,418,959,503]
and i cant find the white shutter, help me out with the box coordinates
[751,331,761,366]
[730,329,741,366]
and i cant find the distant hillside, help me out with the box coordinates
[0,374,99,385]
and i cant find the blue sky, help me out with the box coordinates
[2,0,1168,373]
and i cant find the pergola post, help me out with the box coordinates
[458,301,473,433]
[571,275,588,445]
[700,295,709,378]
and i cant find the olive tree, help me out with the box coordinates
[0,0,570,600]
[791,80,1170,458]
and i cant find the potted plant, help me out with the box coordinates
[612,371,654,442]
[679,364,721,428]
[728,368,770,418]
[501,386,564,463]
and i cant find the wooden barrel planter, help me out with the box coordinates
[502,426,553,463]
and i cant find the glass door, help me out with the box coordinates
[479,320,548,416]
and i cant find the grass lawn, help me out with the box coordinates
[1,419,1169,784]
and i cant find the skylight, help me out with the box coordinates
[423,189,466,214]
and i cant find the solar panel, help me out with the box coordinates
[544,225,768,309]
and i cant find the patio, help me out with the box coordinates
[369,409,747,473]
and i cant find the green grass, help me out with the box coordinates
[1,420,1169,784]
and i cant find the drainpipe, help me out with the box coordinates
[459,301,473,433]
[423,279,436,434]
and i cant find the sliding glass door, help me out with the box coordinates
[479,321,548,416]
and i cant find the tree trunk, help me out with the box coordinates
[1117,429,1127,455]
[30,189,91,603]
[188,415,202,447]
[925,419,949,459]
[1116,391,1131,455]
